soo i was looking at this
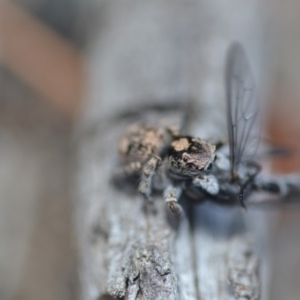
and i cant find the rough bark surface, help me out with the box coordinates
[76,113,181,300]
[75,1,267,299]
[76,108,261,300]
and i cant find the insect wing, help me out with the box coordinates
[226,43,260,178]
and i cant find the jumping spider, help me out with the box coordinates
[113,121,218,214]
[113,43,300,214]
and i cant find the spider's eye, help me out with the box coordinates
[207,163,212,170]
[183,156,188,162]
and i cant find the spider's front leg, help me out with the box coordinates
[193,174,220,195]
[138,155,162,199]
[163,184,183,215]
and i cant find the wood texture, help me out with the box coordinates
[75,108,261,300]
[75,1,266,299]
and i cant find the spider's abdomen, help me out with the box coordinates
[118,123,169,164]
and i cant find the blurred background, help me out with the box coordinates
[0,0,300,299]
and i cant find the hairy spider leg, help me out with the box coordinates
[138,156,162,199]
[163,184,183,215]
[255,174,300,199]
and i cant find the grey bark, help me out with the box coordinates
[75,1,269,299]
[76,106,261,300]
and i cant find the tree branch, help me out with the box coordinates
[75,2,266,299]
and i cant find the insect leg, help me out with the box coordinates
[193,175,220,195]
[164,184,183,215]
[138,156,162,199]
[254,174,300,197]
[113,161,142,182]
[239,162,261,208]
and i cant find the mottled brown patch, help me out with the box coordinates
[191,138,215,155]
[143,128,164,149]
[118,123,140,157]
[171,138,190,151]
[118,123,167,163]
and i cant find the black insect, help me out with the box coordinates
[184,43,300,208]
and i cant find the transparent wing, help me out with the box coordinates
[226,43,260,178]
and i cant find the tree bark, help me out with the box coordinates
[75,1,268,299]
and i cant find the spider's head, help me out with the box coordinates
[168,136,216,177]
